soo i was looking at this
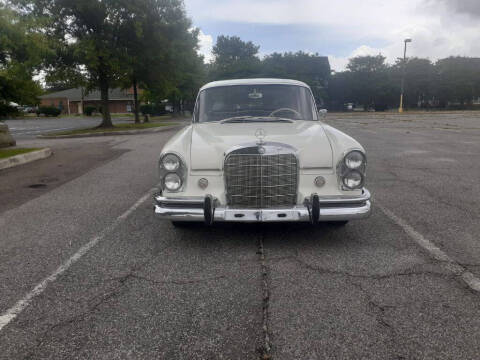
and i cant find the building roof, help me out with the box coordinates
[39,88,134,101]
[200,78,310,91]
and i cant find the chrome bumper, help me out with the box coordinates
[154,189,371,223]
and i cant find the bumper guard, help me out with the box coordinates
[154,189,371,223]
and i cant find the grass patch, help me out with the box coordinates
[49,121,176,136]
[113,122,175,129]
[0,148,41,159]
[149,114,175,121]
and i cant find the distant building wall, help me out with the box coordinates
[39,87,139,114]
[69,102,78,114]
[40,97,69,113]
[71,100,133,114]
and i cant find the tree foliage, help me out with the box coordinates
[434,57,480,107]
[12,0,203,125]
[209,35,261,80]
[208,35,480,111]
[262,52,330,104]
[115,0,199,121]
[13,0,137,126]
[340,55,397,110]
[0,4,44,108]
[329,55,480,111]
[3,6,480,120]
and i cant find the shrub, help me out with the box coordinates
[0,103,19,117]
[140,104,152,115]
[374,103,388,112]
[140,103,166,116]
[84,106,96,116]
[37,106,61,117]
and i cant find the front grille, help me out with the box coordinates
[224,149,298,208]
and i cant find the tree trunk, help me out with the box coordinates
[98,77,113,128]
[133,77,140,124]
[173,98,180,118]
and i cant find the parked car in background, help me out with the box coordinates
[154,78,371,226]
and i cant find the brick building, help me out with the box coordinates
[38,88,139,114]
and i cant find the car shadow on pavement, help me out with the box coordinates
[168,221,351,247]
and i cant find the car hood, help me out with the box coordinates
[190,121,333,170]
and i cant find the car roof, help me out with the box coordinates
[200,78,310,91]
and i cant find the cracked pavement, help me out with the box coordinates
[1,112,480,359]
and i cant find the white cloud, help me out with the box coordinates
[329,46,385,71]
[185,0,480,71]
[197,30,214,63]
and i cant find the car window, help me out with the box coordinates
[196,84,318,122]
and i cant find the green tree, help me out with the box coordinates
[209,35,261,80]
[344,55,396,110]
[262,51,331,105]
[167,27,206,115]
[14,0,144,127]
[113,0,204,120]
[117,0,179,122]
[434,57,480,107]
[0,4,44,110]
[391,57,435,108]
[327,71,352,110]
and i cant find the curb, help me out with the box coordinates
[37,124,185,139]
[0,148,52,170]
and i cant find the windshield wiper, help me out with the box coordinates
[220,116,294,124]
[220,116,255,123]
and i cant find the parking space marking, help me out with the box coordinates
[0,187,157,332]
[378,204,480,292]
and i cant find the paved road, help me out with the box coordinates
[1,112,479,359]
[4,116,133,139]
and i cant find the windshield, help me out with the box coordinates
[195,84,318,122]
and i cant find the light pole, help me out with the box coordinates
[398,38,412,113]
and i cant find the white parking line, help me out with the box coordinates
[0,188,156,332]
[378,204,480,292]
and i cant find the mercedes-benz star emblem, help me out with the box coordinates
[255,128,266,145]
[255,128,266,139]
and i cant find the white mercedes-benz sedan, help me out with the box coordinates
[154,78,371,226]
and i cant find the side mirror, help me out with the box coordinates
[318,109,328,119]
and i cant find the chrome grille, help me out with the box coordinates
[224,148,298,208]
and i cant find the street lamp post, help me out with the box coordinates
[399,38,412,113]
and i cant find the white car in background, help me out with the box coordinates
[154,78,371,226]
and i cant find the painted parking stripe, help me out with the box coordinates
[378,204,480,292]
[0,187,157,332]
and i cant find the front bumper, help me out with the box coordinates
[154,189,371,223]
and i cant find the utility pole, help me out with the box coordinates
[399,38,412,113]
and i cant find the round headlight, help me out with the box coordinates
[164,173,182,191]
[344,151,365,169]
[342,170,363,189]
[162,154,180,171]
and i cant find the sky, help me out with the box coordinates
[185,0,480,71]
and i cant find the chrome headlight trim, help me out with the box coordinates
[159,152,187,192]
[344,150,366,170]
[342,170,365,190]
[164,172,182,191]
[337,148,367,191]
[162,153,181,171]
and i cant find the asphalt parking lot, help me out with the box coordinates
[1,112,479,359]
